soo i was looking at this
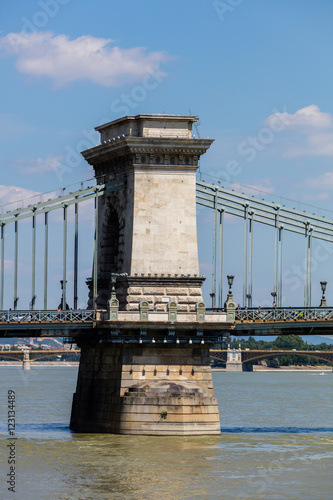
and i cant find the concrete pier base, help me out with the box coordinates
[70,342,221,435]
[225,362,243,372]
[22,351,30,370]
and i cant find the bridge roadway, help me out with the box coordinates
[211,349,333,365]
[232,307,333,336]
[0,307,333,341]
[0,307,333,339]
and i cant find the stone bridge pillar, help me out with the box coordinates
[81,114,213,312]
[70,115,222,435]
[226,344,243,372]
[22,350,30,370]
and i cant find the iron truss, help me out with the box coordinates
[0,309,96,323]
[0,178,126,311]
[233,307,333,336]
[196,180,333,308]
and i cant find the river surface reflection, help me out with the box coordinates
[0,366,332,499]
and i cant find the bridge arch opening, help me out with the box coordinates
[100,198,121,277]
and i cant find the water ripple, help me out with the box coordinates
[221,426,333,434]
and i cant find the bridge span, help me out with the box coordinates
[1,306,333,339]
[211,348,333,371]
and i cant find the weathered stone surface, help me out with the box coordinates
[165,288,189,296]
[143,287,166,295]
[70,343,220,435]
[127,287,143,295]
[188,288,203,296]
[73,115,218,435]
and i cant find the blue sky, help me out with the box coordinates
[1,0,333,313]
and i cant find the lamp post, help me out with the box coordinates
[110,272,128,298]
[320,281,327,307]
[59,280,68,310]
[209,292,216,309]
[271,291,277,307]
[224,275,236,321]
[227,275,234,296]
[108,273,128,320]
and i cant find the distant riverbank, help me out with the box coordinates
[213,365,333,372]
[0,361,79,366]
[1,361,331,371]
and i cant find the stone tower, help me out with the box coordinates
[81,114,213,311]
[70,115,222,436]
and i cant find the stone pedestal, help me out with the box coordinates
[70,342,221,435]
[225,346,243,372]
[22,350,30,370]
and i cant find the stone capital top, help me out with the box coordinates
[95,114,199,139]
[81,136,214,167]
[81,114,214,172]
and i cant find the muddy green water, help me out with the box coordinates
[1,367,332,499]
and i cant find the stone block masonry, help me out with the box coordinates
[74,114,223,436]
[70,342,221,435]
[81,114,213,311]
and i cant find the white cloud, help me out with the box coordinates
[302,172,333,191]
[306,133,333,155]
[301,192,329,202]
[0,185,41,211]
[265,104,333,130]
[0,31,171,87]
[229,179,275,196]
[0,183,94,223]
[12,155,64,175]
[264,105,333,158]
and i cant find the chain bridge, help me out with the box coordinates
[1,114,333,436]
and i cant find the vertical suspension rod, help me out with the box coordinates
[243,204,249,307]
[218,209,224,308]
[307,227,313,307]
[44,211,48,310]
[278,226,284,307]
[309,228,312,307]
[304,223,311,307]
[248,213,254,307]
[1,224,4,310]
[304,229,308,307]
[74,201,79,310]
[273,208,280,300]
[14,218,18,310]
[31,211,36,310]
[211,190,218,308]
[93,194,98,309]
[63,205,68,310]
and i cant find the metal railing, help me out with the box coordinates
[235,307,333,322]
[0,309,97,323]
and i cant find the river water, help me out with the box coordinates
[0,366,332,500]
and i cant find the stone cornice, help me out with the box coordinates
[88,275,206,289]
[118,275,206,287]
[81,137,214,165]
